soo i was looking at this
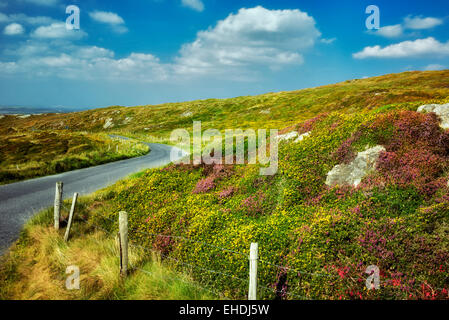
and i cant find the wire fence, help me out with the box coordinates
[74,210,310,300]
[60,197,448,300]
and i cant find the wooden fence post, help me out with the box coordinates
[54,182,63,230]
[248,242,258,300]
[64,192,79,242]
[119,211,128,276]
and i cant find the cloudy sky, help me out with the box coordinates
[0,0,448,109]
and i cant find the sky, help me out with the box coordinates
[0,0,448,109]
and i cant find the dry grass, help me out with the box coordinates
[0,205,217,300]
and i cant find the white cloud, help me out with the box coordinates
[89,11,124,25]
[404,16,443,30]
[0,6,322,83]
[174,6,320,75]
[75,46,114,59]
[423,64,446,71]
[89,11,128,34]
[10,13,56,25]
[0,12,58,25]
[375,24,403,38]
[353,37,449,59]
[182,0,204,12]
[22,0,59,6]
[31,22,87,39]
[39,54,73,67]
[370,15,443,39]
[320,37,336,44]
[4,23,24,35]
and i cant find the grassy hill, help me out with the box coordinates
[1,70,449,141]
[1,70,449,300]
[0,131,149,184]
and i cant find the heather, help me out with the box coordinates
[80,99,449,300]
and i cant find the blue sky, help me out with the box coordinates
[0,0,448,109]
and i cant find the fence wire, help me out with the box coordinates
[61,203,449,300]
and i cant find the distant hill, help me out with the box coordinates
[1,70,448,141]
[0,105,77,115]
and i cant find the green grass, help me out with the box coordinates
[0,202,217,300]
[2,70,449,300]
[1,70,449,141]
[0,131,149,185]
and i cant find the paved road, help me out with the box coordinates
[0,142,187,255]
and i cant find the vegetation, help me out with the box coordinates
[1,70,449,141]
[78,99,449,300]
[0,131,149,184]
[0,201,216,300]
[1,70,449,300]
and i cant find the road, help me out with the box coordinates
[0,142,187,255]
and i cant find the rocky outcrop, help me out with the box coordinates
[277,131,298,142]
[103,118,114,129]
[123,117,133,124]
[417,103,449,129]
[295,131,311,143]
[181,111,193,117]
[277,131,311,143]
[326,145,386,187]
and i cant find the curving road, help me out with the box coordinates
[0,142,187,255]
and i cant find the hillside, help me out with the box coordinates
[1,70,449,300]
[1,70,449,141]
[0,131,149,184]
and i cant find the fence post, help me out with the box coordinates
[54,182,63,230]
[248,242,258,300]
[119,211,128,276]
[64,192,79,242]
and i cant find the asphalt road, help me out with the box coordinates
[0,142,187,255]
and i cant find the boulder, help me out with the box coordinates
[181,111,193,117]
[103,117,114,129]
[277,131,298,142]
[417,103,449,129]
[326,145,386,187]
[294,131,311,143]
[123,116,133,124]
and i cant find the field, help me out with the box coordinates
[0,130,149,184]
[1,70,449,300]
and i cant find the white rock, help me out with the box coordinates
[326,145,386,187]
[417,103,449,129]
[103,117,114,129]
[17,114,30,119]
[181,111,193,117]
[277,131,298,142]
[123,117,133,124]
[260,109,270,114]
[0,115,4,120]
[294,131,311,143]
